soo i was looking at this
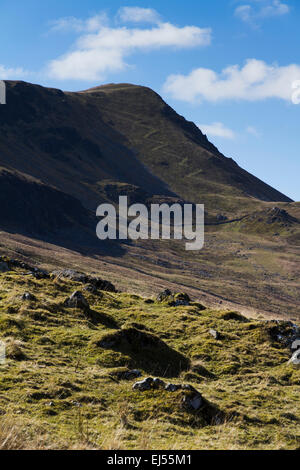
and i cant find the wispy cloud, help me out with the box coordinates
[198,122,236,139]
[246,125,261,137]
[163,59,300,103]
[0,64,28,79]
[235,0,290,26]
[117,7,161,24]
[47,7,211,81]
[49,13,108,33]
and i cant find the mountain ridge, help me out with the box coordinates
[0,80,292,223]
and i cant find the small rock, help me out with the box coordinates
[71,401,82,407]
[157,289,172,302]
[22,292,36,301]
[209,329,220,340]
[152,378,166,389]
[288,349,300,368]
[28,268,49,279]
[64,291,89,311]
[123,369,142,380]
[189,394,203,411]
[174,293,190,306]
[181,391,203,411]
[83,284,99,295]
[165,383,181,392]
[133,377,153,391]
[0,261,9,273]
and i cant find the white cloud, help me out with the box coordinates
[47,10,211,81]
[0,64,28,79]
[117,7,161,24]
[235,0,290,25]
[198,122,236,139]
[49,13,108,33]
[163,59,300,103]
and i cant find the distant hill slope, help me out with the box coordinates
[80,83,292,213]
[0,80,292,240]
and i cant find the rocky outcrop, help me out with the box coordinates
[52,269,116,292]
[132,378,204,411]
[156,290,193,307]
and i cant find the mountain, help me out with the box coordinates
[0,81,292,237]
[0,80,299,321]
[82,83,292,213]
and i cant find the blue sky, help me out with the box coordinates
[1,0,299,200]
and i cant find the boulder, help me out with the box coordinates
[152,378,166,389]
[181,391,203,411]
[173,293,190,306]
[132,377,153,391]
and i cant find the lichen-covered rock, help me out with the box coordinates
[132,377,153,391]
[64,291,89,311]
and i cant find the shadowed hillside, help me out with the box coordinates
[0,80,298,321]
[0,80,292,228]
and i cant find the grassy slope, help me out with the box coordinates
[0,262,299,450]
[1,198,299,323]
